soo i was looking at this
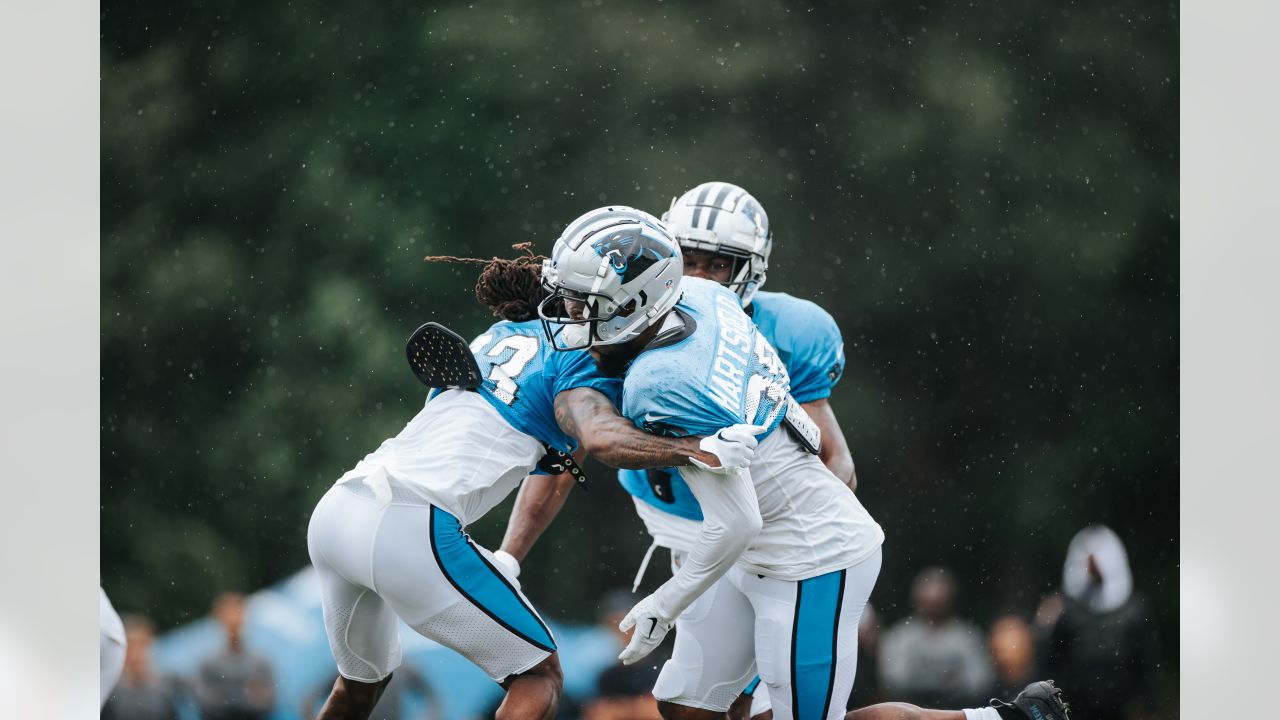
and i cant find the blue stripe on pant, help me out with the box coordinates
[790,568,847,720]
[429,506,556,653]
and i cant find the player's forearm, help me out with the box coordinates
[804,398,857,491]
[653,465,762,618]
[499,472,577,562]
[583,418,713,469]
[555,387,718,469]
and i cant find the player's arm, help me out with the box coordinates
[618,464,763,664]
[498,451,584,563]
[802,398,857,491]
[554,386,724,469]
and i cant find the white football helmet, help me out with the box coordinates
[663,181,771,307]
[539,206,683,351]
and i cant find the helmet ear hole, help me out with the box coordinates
[618,299,638,318]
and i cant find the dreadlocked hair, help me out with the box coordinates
[425,242,548,322]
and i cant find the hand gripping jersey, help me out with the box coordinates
[619,278,880,579]
[618,288,846,521]
[338,319,619,525]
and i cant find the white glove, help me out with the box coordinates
[688,424,766,473]
[492,550,522,590]
[617,593,675,665]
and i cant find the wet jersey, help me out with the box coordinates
[749,290,845,403]
[618,287,845,520]
[620,277,791,439]
[617,278,880,579]
[336,320,618,525]
[469,319,621,454]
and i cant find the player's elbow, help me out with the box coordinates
[727,506,764,551]
[741,511,763,547]
[578,432,620,467]
[824,451,856,491]
[839,457,858,492]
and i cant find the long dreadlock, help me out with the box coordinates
[425,242,548,322]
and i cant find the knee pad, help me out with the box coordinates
[652,657,699,703]
[653,656,751,712]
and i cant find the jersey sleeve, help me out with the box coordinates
[782,303,845,403]
[549,349,623,406]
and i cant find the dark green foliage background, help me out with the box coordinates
[102,0,1176,703]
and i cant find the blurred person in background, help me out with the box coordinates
[195,592,276,720]
[986,616,1035,702]
[1038,525,1156,720]
[578,590,673,720]
[102,614,184,720]
[101,587,127,709]
[582,663,664,720]
[878,568,994,708]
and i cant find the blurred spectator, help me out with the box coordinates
[987,615,1035,700]
[846,603,882,708]
[581,662,663,720]
[300,666,440,720]
[579,588,666,720]
[878,567,993,707]
[1038,525,1156,720]
[195,592,276,720]
[102,614,183,720]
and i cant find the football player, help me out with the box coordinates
[634,182,851,720]
[502,184,852,720]
[535,206,885,720]
[510,207,1071,720]
[305,248,761,720]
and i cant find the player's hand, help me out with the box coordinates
[492,550,522,590]
[688,424,766,473]
[618,593,675,665]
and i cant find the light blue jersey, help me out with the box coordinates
[749,291,845,403]
[468,320,621,454]
[617,284,844,520]
[621,278,790,438]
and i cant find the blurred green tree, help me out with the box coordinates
[102,0,1176,705]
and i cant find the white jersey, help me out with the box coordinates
[637,429,883,581]
[337,389,543,526]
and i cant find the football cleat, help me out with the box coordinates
[990,680,1071,720]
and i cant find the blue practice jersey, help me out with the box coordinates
[621,278,791,438]
[467,320,621,454]
[749,291,845,403]
[617,284,845,520]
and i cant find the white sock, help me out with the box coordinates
[962,709,1002,720]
